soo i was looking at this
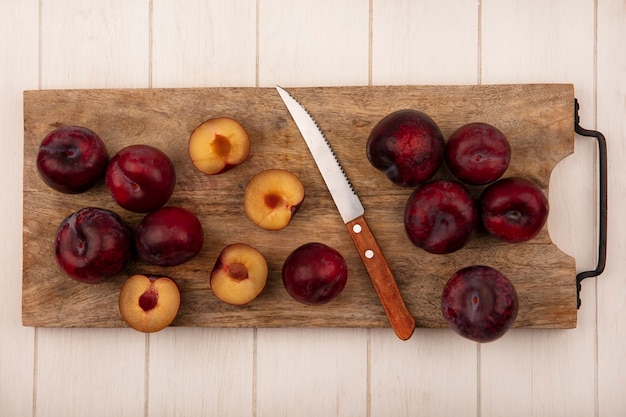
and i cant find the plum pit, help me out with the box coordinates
[139,287,159,312]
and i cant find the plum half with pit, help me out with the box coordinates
[188,117,250,175]
[441,265,518,343]
[366,109,445,187]
[210,243,269,306]
[119,274,181,333]
[404,179,478,254]
[36,125,109,193]
[243,169,304,231]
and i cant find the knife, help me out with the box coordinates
[276,86,416,341]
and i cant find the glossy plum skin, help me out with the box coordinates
[36,125,109,193]
[55,207,131,284]
[105,144,176,213]
[135,206,204,266]
[480,177,549,243]
[445,122,511,185]
[404,180,478,254]
[282,242,348,305]
[367,109,445,187]
[441,265,518,343]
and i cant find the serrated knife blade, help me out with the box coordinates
[276,86,415,340]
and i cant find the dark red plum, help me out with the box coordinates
[135,206,204,267]
[366,109,445,187]
[282,242,348,305]
[445,122,511,185]
[106,144,176,213]
[55,207,131,284]
[36,125,109,193]
[441,265,518,343]
[480,177,549,243]
[404,180,478,254]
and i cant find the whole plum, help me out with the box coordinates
[445,122,511,185]
[480,177,549,243]
[55,207,132,284]
[106,144,176,213]
[36,125,109,193]
[404,179,478,254]
[282,242,348,305]
[441,265,518,343]
[135,206,204,267]
[367,109,445,187]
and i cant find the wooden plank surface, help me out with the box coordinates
[368,3,481,415]
[23,84,576,329]
[597,0,626,413]
[479,1,599,416]
[0,1,38,416]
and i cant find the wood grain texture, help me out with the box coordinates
[257,0,369,87]
[152,0,257,88]
[480,1,598,416]
[147,3,258,417]
[368,3,482,416]
[3,1,625,417]
[370,328,478,416]
[346,216,415,340]
[371,0,479,85]
[597,0,626,413]
[256,328,368,417]
[23,84,576,330]
[255,6,371,417]
[35,328,146,417]
[40,0,149,89]
[0,1,38,416]
[33,3,152,417]
[148,328,254,417]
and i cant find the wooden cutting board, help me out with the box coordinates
[23,84,577,329]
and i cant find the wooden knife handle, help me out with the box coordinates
[346,215,415,340]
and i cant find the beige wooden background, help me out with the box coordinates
[1,0,624,416]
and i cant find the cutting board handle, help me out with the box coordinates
[574,98,608,309]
